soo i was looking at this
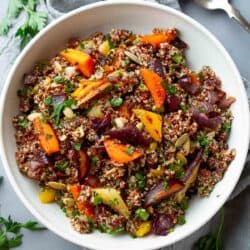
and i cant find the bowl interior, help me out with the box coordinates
[1,2,249,250]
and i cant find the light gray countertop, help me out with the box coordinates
[0,1,249,250]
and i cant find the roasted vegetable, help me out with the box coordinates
[39,188,56,203]
[60,49,94,77]
[79,150,89,179]
[134,221,152,237]
[33,118,60,155]
[144,180,184,206]
[152,214,174,236]
[139,31,176,46]
[133,109,162,142]
[175,150,203,202]
[72,80,111,106]
[92,188,130,218]
[68,184,95,218]
[104,139,143,163]
[140,68,166,109]
[98,40,111,55]
[105,125,149,147]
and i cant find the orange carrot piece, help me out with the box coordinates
[68,184,95,217]
[33,118,60,155]
[79,150,89,179]
[190,72,201,86]
[77,82,111,106]
[68,184,81,199]
[140,68,166,109]
[76,201,95,218]
[140,30,176,46]
[60,49,94,78]
[104,139,143,164]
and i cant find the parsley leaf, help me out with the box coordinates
[172,52,184,65]
[0,216,46,250]
[50,99,76,126]
[0,0,48,49]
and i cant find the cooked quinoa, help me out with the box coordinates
[13,28,236,237]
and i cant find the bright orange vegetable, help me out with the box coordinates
[72,80,111,106]
[104,139,143,163]
[68,184,95,218]
[33,118,60,155]
[68,184,81,199]
[140,68,166,109]
[79,150,89,179]
[190,72,201,86]
[139,31,176,46]
[133,109,162,142]
[77,82,111,106]
[60,49,94,77]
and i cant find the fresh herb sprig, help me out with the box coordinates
[0,0,48,49]
[192,208,224,250]
[0,216,46,250]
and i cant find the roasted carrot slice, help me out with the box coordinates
[77,82,111,106]
[104,139,143,164]
[79,150,89,179]
[33,118,60,155]
[140,33,168,46]
[68,184,81,199]
[140,68,166,109]
[139,30,176,46]
[60,49,94,77]
[68,184,95,218]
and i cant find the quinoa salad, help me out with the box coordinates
[13,28,236,237]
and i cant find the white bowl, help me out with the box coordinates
[0,1,249,250]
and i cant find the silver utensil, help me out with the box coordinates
[194,0,250,32]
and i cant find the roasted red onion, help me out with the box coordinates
[178,76,199,95]
[218,96,236,109]
[170,37,188,50]
[166,95,181,112]
[144,180,184,206]
[152,214,174,236]
[105,125,149,147]
[180,150,202,183]
[91,113,111,134]
[192,111,222,129]
[148,59,165,78]
[52,94,66,105]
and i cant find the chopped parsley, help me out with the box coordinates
[53,75,65,83]
[93,194,103,206]
[177,215,186,225]
[99,224,124,235]
[18,117,28,129]
[50,99,77,126]
[199,106,205,113]
[135,172,146,190]
[135,208,149,221]
[75,142,82,151]
[110,97,123,107]
[172,52,184,65]
[222,122,231,133]
[163,179,169,191]
[79,42,86,50]
[44,96,52,106]
[55,160,70,172]
[65,82,74,94]
[161,82,176,95]
[198,132,210,147]
[125,146,135,155]
[180,103,188,111]
[107,37,116,49]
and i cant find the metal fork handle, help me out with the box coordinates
[224,2,250,32]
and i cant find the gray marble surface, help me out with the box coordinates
[0,1,249,250]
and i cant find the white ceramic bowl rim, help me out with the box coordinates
[0,1,249,250]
